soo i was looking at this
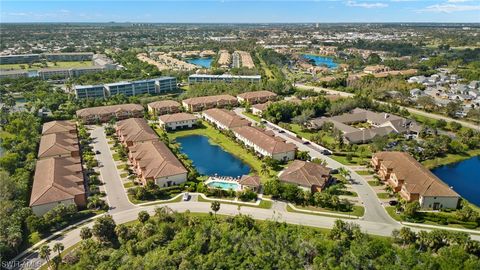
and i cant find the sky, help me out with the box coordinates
[1,0,479,23]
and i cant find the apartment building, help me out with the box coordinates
[237,90,277,104]
[188,74,261,84]
[371,152,459,210]
[0,70,29,79]
[202,108,250,130]
[76,104,144,124]
[231,126,296,161]
[44,52,94,62]
[0,53,40,64]
[115,118,158,147]
[30,120,86,216]
[38,66,106,80]
[182,94,238,112]
[147,100,181,116]
[74,84,106,99]
[129,140,187,187]
[158,113,198,130]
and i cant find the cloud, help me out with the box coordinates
[447,0,474,2]
[419,3,480,13]
[346,1,388,8]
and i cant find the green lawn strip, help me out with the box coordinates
[140,195,183,206]
[355,170,373,175]
[330,155,365,165]
[0,61,92,70]
[422,149,480,169]
[117,164,128,170]
[164,121,273,181]
[128,194,181,205]
[286,205,364,218]
[385,206,402,221]
[197,195,272,209]
[377,193,392,199]
[112,153,120,161]
[120,173,128,178]
[368,180,382,186]
[123,182,135,188]
[242,111,262,122]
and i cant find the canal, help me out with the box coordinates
[431,156,480,207]
[176,135,250,178]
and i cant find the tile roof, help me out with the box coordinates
[116,118,158,143]
[130,140,187,179]
[182,94,237,106]
[147,100,181,110]
[237,90,277,100]
[239,175,261,187]
[202,108,250,128]
[76,104,144,117]
[279,160,331,188]
[38,132,79,159]
[232,126,297,154]
[30,157,84,206]
[373,151,458,197]
[42,120,76,135]
[159,112,198,123]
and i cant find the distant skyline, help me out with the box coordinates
[1,0,479,23]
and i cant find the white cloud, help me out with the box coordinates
[346,1,388,8]
[447,0,474,3]
[419,3,480,13]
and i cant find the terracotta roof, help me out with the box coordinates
[159,112,198,123]
[182,94,237,106]
[76,104,144,117]
[38,132,79,159]
[252,102,271,111]
[30,157,84,206]
[116,118,158,143]
[232,126,297,155]
[202,108,250,128]
[373,152,458,197]
[279,160,331,188]
[130,140,187,179]
[237,90,277,100]
[42,120,76,135]
[239,175,261,187]
[147,100,181,110]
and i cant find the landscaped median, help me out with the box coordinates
[286,204,364,219]
[197,194,273,209]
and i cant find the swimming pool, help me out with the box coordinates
[207,181,240,191]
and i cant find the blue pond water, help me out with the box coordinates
[301,54,338,69]
[176,135,250,177]
[431,156,480,207]
[186,57,213,68]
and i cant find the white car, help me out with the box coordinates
[183,192,190,201]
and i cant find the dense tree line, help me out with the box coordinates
[56,210,479,269]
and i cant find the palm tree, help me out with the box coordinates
[211,201,221,218]
[52,242,64,269]
[260,163,269,176]
[338,167,351,181]
[39,245,52,269]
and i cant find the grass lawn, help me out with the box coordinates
[0,61,92,70]
[287,205,364,218]
[123,182,135,188]
[385,206,402,221]
[377,193,392,199]
[287,123,317,140]
[355,170,373,175]
[128,193,180,204]
[140,195,183,206]
[331,155,365,165]
[242,111,262,122]
[112,153,120,161]
[422,149,480,169]
[120,173,128,178]
[162,121,275,181]
[197,195,272,209]
[368,180,382,186]
[117,164,128,170]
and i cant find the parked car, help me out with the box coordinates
[321,149,332,155]
[183,192,190,201]
[303,141,310,145]
[278,130,285,133]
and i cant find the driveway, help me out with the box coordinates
[89,125,137,213]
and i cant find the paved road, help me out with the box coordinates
[90,125,137,213]
[233,108,396,225]
[294,83,480,131]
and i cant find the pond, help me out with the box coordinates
[186,57,213,68]
[176,135,250,177]
[301,54,337,69]
[431,156,480,207]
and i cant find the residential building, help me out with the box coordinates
[239,175,261,192]
[74,84,106,99]
[251,102,271,116]
[42,120,77,135]
[309,108,422,144]
[115,118,158,147]
[38,132,80,159]
[0,53,40,64]
[279,160,332,192]
[231,126,296,161]
[371,152,459,210]
[182,94,238,112]
[38,66,106,80]
[76,104,144,124]
[30,157,86,216]
[188,74,261,84]
[202,108,250,130]
[147,100,181,116]
[158,113,198,130]
[129,140,187,187]
[44,52,94,62]
[363,65,390,74]
[237,90,277,104]
[0,69,29,79]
